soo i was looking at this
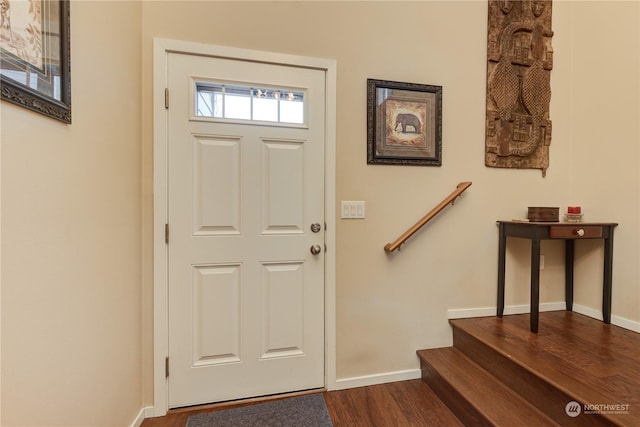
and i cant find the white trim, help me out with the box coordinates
[448,303,640,333]
[324,58,338,392]
[572,304,640,333]
[333,369,422,391]
[153,38,337,415]
[447,302,566,319]
[152,38,170,417]
[609,315,640,333]
[571,303,603,322]
[129,407,154,427]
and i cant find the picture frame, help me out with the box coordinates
[367,79,442,166]
[0,0,71,123]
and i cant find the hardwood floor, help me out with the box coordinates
[323,380,462,426]
[142,311,640,426]
[141,380,462,427]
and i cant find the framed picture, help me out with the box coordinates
[0,0,71,123]
[367,79,442,166]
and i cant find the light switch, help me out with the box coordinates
[341,201,365,219]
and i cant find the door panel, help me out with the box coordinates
[261,261,305,357]
[193,135,242,235]
[262,139,304,233]
[167,52,325,408]
[192,264,241,366]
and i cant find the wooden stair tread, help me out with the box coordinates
[449,312,640,425]
[419,312,640,426]
[418,347,559,426]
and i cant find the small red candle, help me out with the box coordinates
[568,206,581,214]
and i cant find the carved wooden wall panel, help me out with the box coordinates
[485,0,554,176]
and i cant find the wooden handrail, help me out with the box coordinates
[384,181,472,253]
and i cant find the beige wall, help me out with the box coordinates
[569,1,640,320]
[1,1,638,426]
[140,0,638,397]
[141,0,639,395]
[1,1,143,426]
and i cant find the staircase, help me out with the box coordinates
[417,312,639,426]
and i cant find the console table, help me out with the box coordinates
[497,220,618,333]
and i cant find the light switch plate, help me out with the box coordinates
[341,201,365,219]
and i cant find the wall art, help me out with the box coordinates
[1,0,71,123]
[485,0,553,176]
[367,79,442,166]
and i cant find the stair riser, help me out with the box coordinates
[453,327,616,427]
[420,359,493,427]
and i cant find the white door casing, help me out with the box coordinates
[153,40,336,414]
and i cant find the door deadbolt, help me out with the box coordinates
[310,223,322,233]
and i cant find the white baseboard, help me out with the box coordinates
[334,368,422,391]
[130,406,154,427]
[570,303,603,321]
[612,316,640,333]
[135,371,424,419]
[447,302,566,319]
[572,304,640,333]
[448,303,640,333]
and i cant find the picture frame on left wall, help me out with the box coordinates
[367,78,442,166]
[0,0,71,123]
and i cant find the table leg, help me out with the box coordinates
[530,238,541,333]
[497,223,506,317]
[565,239,575,311]
[603,228,614,324]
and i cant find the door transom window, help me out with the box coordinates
[195,82,305,125]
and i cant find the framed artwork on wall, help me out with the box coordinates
[0,0,71,123]
[367,79,442,166]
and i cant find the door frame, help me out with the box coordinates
[152,38,337,416]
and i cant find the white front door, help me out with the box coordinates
[166,52,326,408]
